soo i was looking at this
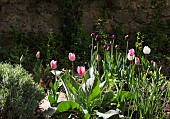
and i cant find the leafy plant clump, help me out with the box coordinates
[0,63,45,119]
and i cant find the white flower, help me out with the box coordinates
[143,46,151,54]
[127,53,135,61]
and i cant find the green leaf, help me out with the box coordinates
[118,91,135,102]
[102,92,117,105]
[48,94,55,104]
[83,68,91,83]
[57,101,82,112]
[61,73,80,99]
[88,78,101,102]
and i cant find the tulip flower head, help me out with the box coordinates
[68,53,76,61]
[143,46,151,54]
[127,48,135,61]
[95,35,102,41]
[110,34,116,40]
[127,53,135,61]
[124,34,131,40]
[128,48,135,56]
[135,57,140,65]
[91,33,96,38]
[36,51,40,59]
[77,66,86,76]
[94,45,97,50]
[50,60,57,69]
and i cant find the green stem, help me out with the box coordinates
[91,38,94,66]
[72,61,74,76]
[125,41,129,64]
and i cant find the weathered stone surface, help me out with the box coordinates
[0,0,169,34]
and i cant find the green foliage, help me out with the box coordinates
[0,27,64,71]
[0,63,45,119]
[48,66,124,119]
[141,1,170,61]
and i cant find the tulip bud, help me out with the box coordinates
[115,45,119,49]
[36,51,40,59]
[91,33,96,38]
[103,43,108,49]
[68,52,76,61]
[143,46,151,54]
[135,57,140,65]
[127,53,135,61]
[124,34,131,40]
[77,66,86,76]
[106,45,111,51]
[151,60,156,67]
[95,35,102,41]
[110,34,116,40]
[50,60,57,69]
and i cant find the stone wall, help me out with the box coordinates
[0,0,170,34]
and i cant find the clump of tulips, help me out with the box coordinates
[36,31,168,119]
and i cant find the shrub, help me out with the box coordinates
[0,63,45,119]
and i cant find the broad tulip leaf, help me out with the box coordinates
[51,70,62,77]
[48,94,55,104]
[88,78,101,106]
[82,76,95,92]
[61,73,80,99]
[69,75,80,91]
[118,91,135,102]
[65,80,78,96]
[102,92,117,105]
[83,68,92,83]
[57,101,81,112]
[99,80,107,90]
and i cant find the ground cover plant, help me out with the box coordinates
[0,63,45,119]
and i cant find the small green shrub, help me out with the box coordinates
[0,63,45,119]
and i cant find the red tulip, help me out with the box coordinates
[77,66,86,76]
[50,60,57,69]
[68,53,76,61]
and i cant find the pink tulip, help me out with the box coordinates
[128,48,135,56]
[50,60,57,69]
[68,53,76,61]
[135,57,140,65]
[36,51,40,59]
[77,66,86,76]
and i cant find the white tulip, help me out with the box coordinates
[127,53,135,61]
[143,46,151,54]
